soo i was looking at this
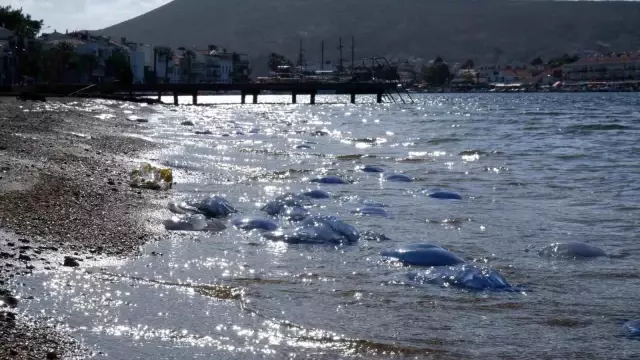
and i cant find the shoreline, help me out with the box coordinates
[0,97,164,359]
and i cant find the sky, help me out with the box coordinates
[3,0,171,33]
[3,0,639,35]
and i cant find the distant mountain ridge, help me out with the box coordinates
[98,0,640,74]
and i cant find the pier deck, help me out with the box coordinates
[23,82,399,105]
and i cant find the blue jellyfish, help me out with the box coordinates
[386,174,413,182]
[429,191,463,200]
[232,217,279,231]
[381,243,466,267]
[302,189,331,199]
[538,242,607,259]
[407,264,514,291]
[310,175,349,184]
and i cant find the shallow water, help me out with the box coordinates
[11,93,640,359]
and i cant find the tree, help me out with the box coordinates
[185,49,195,83]
[152,47,158,84]
[0,6,43,38]
[231,52,252,83]
[547,54,580,68]
[461,59,474,69]
[78,53,100,83]
[423,57,451,86]
[267,52,292,72]
[530,56,544,67]
[105,51,133,84]
[1,6,44,83]
[40,42,76,83]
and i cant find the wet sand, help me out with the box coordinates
[0,98,163,359]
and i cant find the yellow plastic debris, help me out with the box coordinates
[129,163,173,190]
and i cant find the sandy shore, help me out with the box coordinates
[0,98,164,359]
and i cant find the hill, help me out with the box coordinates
[98,0,640,74]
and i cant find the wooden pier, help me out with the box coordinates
[95,82,398,105]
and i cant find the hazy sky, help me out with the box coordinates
[4,0,638,34]
[4,0,172,32]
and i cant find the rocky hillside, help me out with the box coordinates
[98,0,640,74]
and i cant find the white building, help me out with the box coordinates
[39,31,132,83]
[124,42,154,84]
[215,52,234,84]
[562,53,640,82]
[197,49,235,83]
[475,64,532,85]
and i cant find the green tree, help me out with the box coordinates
[1,6,44,83]
[0,6,43,38]
[78,53,100,83]
[154,47,172,83]
[185,49,195,83]
[106,51,133,84]
[40,42,76,83]
[530,56,544,67]
[232,52,252,83]
[423,57,451,86]
[547,54,580,68]
[461,59,474,69]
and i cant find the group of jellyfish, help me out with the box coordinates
[161,164,639,338]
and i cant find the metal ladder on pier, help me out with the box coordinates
[362,57,414,104]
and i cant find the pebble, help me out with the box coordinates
[18,254,31,262]
[63,256,80,267]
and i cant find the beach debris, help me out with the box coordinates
[0,290,19,308]
[63,256,80,267]
[16,92,46,102]
[129,163,173,190]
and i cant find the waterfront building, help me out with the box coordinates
[562,52,640,82]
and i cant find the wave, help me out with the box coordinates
[428,137,460,145]
[567,124,632,132]
[335,154,377,161]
